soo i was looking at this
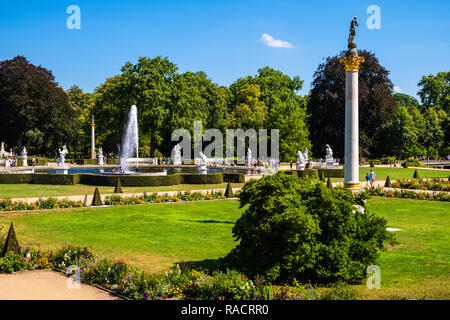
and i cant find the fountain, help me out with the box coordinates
[120,105,139,173]
[98,147,104,166]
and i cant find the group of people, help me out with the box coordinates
[111,167,125,174]
[365,169,376,189]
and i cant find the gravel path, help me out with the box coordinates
[0,270,119,300]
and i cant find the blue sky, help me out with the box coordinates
[1,0,449,99]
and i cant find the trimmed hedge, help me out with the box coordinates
[297,169,319,178]
[223,173,245,183]
[75,159,98,165]
[0,172,241,187]
[0,174,35,184]
[317,168,344,178]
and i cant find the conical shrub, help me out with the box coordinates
[319,171,324,181]
[413,169,419,179]
[326,177,333,189]
[225,181,234,198]
[91,187,103,206]
[385,176,391,188]
[114,178,123,193]
[2,222,19,257]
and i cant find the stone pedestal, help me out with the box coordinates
[339,50,364,191]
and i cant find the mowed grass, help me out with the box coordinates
[0,200,242,272]
[0,183,244,199]
[0,196,448,299]
[359,198,450,299]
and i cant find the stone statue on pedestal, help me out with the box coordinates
[325,144,334,163]
[57,145,68,167]
[172,144,182,165]
[247,148,252,166]
[21,147,28,167]
[98,147,104,166]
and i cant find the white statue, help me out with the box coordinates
[21,147,28,167]
[325,144,333,162]
[58,145,68,167]
[98,147,104,166]
[172,144,182,165]
[0,142,7,158]
[247,148,252,166]
[297,150,306,170]
[303,149,309,163]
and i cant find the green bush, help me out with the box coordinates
[223,173,245,183]
[182,173,223,184]
[34,173,80,185]
[114,178,123,193]
[297,169,319,179]
[75,159,97,165]
[413,169,420,179]
[318,169,344,178]
[0,174,34,184]
[0,251,26,273]
[225,182,234,198]
[385,176,391,188]
[2,223,20,257]
[92,188,103,206]
[222,174,397,284]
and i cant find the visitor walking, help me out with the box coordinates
[370,169,376,189]
[365,172,371,188]
[295,161,299,171]
[289,160,293,170]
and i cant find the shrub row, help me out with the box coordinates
[0,172,244,186]
[280,168,343,178]
[367,187,450,202]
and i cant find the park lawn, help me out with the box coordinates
[0,200,242,273]
[0,183,244,199]
[358,197,450,299]
[0,197,448,299]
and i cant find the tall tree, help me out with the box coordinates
[418,71,450,113]
[393,93,420,109]
[0,56,77,155]
[307,50,397,158]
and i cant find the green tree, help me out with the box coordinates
[307,50,397,158]
[423,107,444,159]
[229,82,267,129]
[418,71,450,113]
[393,93,420,109]
[0,56,77,155]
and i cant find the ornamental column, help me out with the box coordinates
[339,19,364,191]
[91,115,96,159]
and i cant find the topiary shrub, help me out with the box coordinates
[1,222,20,257]
[114,178,123,193]
[413,169,420,179]
[326,177,333,189]
[222,174,397,284]
[225,181,234,198]
[319,170,325,181]
[91,188,103,206]
[385,176,391,188]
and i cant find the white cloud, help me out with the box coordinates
[393,86,403,93]
[260,33,294,48]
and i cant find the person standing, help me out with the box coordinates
[289,160,293,170]
[370,169,376,189]
[365,172,371,188]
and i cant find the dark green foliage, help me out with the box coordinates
[385,176,391,188]
[182,173,223,185]
[91,188,103,206]
[319,170,325,181]
[114,178,123,193]
[2,223,20,257]
[318,168,344,178]
[297,169,319,179]
[0,174,35,184]
[222,174,397,284]
[225,182,234,198]
[326,178,332,189]
[75,159,98,165]
[34,173,80,185]
[223,173,245,183]
[413,169,420,179]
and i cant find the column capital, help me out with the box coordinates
[339,56,365,71]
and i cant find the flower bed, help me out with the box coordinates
[0,191,232,212]
[0,243,361,300]
[390,178,449,192]
[367,187,450,202]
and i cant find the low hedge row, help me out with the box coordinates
[281,168,343,178]
[0,172,244,186]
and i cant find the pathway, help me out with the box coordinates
[0,270,119,300]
